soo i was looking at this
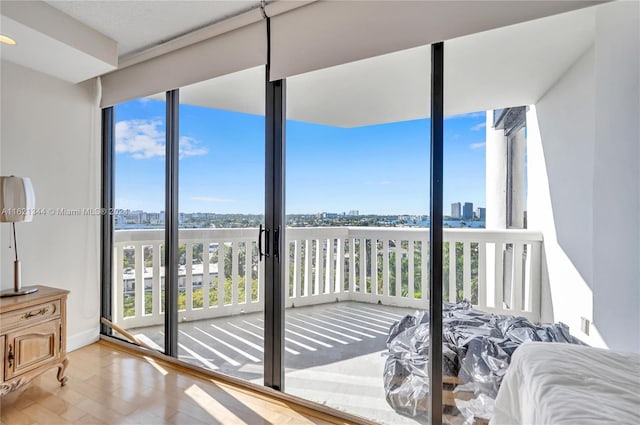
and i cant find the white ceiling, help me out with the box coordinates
[0,13,114,83]
[166,6,596,127]
[46,1,260,58]
[0,0,261,82]
[0,1,118,83]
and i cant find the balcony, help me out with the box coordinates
[112,226,543,423]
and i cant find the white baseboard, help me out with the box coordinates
[67,327,100,352]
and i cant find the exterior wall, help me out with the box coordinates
[0,60,101,351]
[528,97,596,342]
[529,1,639,353]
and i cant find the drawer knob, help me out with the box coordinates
[22,307,49,319]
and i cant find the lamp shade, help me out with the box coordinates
[0,176,36,223]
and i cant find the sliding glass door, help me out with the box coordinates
[176,67,266,383]
[283,46,432,424]
[110,95,167,352]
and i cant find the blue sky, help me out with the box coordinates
[114,99,486,215]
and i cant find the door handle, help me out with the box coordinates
[258,225,269,261]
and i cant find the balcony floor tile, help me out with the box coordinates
[129,301,426,424]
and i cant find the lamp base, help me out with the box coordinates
[0,286,38,298]
[2,259,37,297]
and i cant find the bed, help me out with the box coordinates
[491,342,640,425]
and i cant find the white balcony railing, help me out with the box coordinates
[113,227,543,329]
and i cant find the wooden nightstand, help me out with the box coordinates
[0,285,69,396]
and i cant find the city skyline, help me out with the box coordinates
[450,201,486,220]
[114,99,487,215]
[114,209,485,225]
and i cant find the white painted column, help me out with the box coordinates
[485,111,503,306]
[510,126,526,228]
[485,111,507,230]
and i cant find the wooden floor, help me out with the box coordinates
[0,341,354,425]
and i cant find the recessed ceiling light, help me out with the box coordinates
[0,35,17,45]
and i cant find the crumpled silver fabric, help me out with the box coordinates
[383,301,584,420]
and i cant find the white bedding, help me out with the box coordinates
[491,342,640,425]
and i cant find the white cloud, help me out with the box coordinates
[115,119,208,159]
[180,136,208,158]
[470,142,486,150]
[471,122,486,131]
[115,119,165,159]
[191,196,235,203]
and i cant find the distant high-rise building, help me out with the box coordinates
[451,202,461,219]
[476,207,486,220]
[348,210,359,216]
[463,202,474,220]
[147,212,161,224]
[125,210,144,224]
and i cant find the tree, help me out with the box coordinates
[442,242,479,304]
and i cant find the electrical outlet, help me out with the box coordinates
[580,317,590,335]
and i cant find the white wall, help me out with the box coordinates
[529,1,639,352]
[591,0,640,353]
[0,60,101,351]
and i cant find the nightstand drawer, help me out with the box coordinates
[1,300,61,332]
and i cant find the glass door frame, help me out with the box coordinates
[263,73,286,391]
[429,41,445,425]
[164,89,180,356]
[100,107,114,337]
